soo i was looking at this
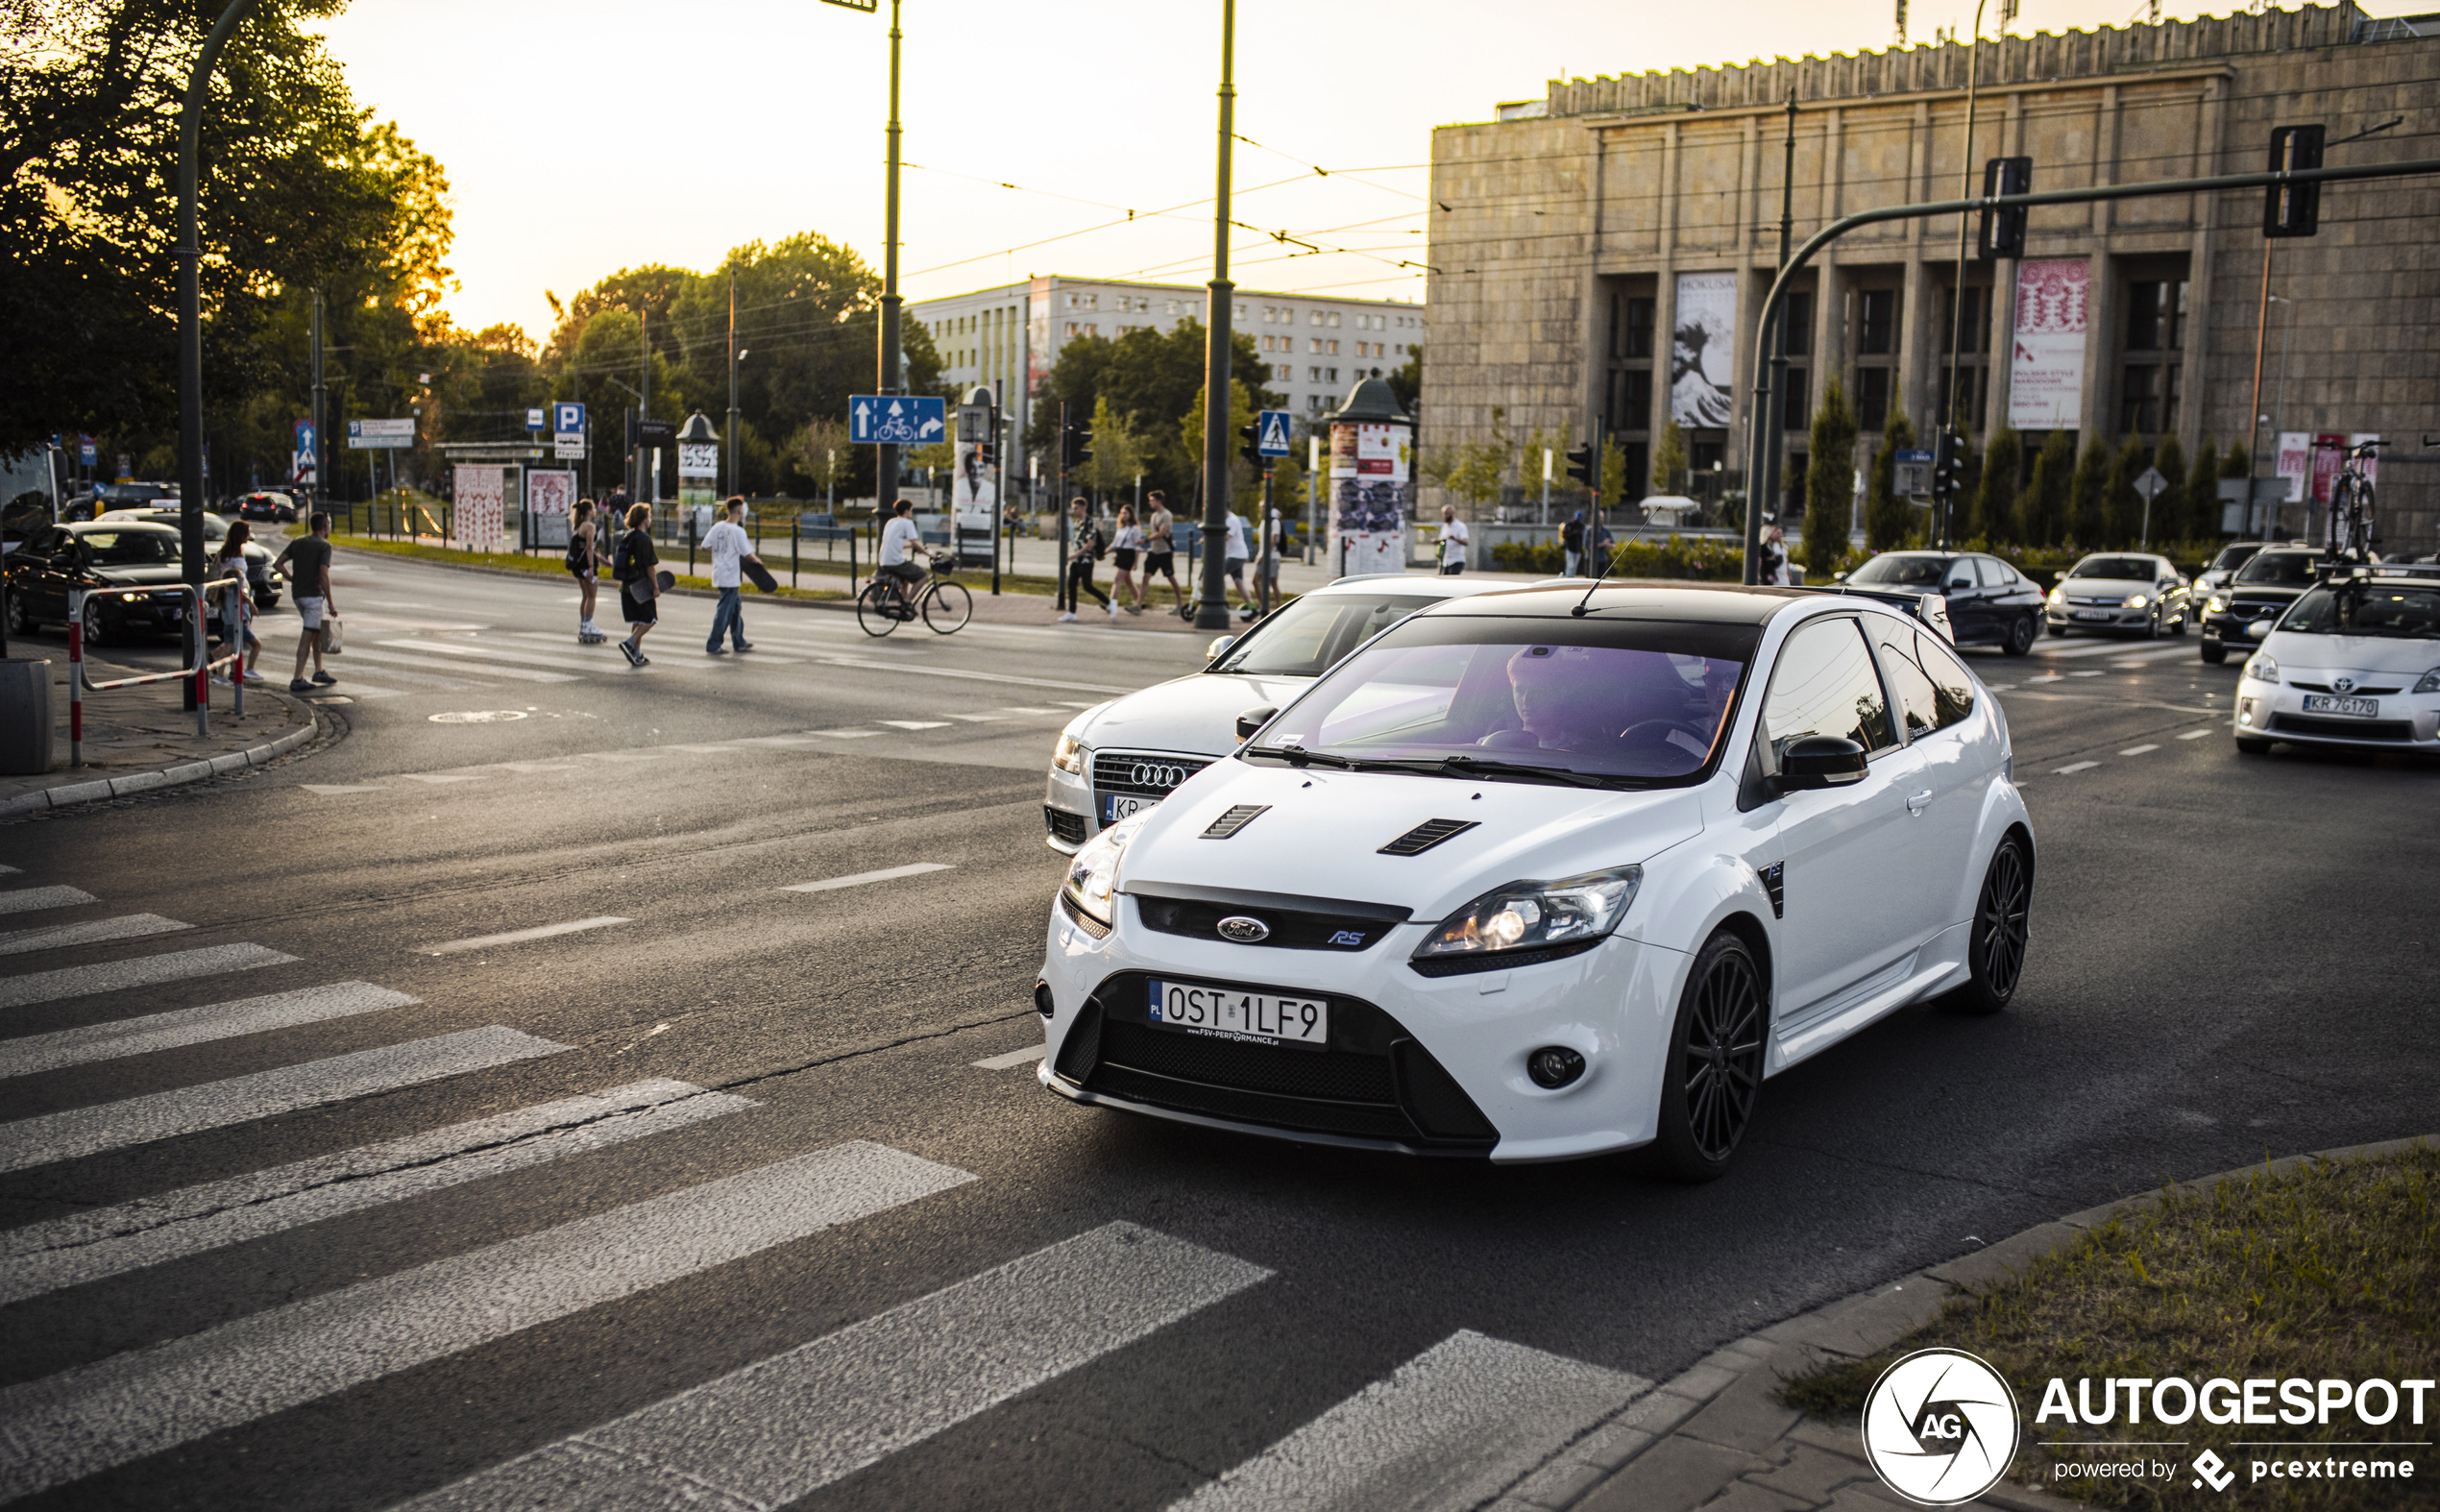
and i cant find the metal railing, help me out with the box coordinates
[66,585,240,766]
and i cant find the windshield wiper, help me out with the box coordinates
[1249,744,1354,768]
[1339,754,1623,789]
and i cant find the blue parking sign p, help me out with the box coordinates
[554,402,585,435]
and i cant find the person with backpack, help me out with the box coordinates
[611,500,661,666]
[567,499,603,643]
[1058,497,1110,622]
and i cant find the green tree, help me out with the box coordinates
[792,417,848,505]
[2186,437,2223,539]
[1599,433,1630,511]
[1651,420,1689,494]
[1803,377,1859,577]
[1083,393,1151,500]
[1387,344,1422,415]
[2067,435,2111,546]
[2149,432,2187,546]
[1031,320,1270,496]
[1865,408,1917,551]
[1970,428,2022,545]
[1441,442,1507,514]
[2015,428,2075,546]
[1178,380,1265,512]
[2103,434,2145,547]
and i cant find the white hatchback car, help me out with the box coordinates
[2234,573,2440,755]
[1037,583,2036,1180]
[1042,573,1510,852]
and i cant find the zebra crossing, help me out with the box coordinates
[0,871,1665,1510]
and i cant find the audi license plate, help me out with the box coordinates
[1101,793,1155,824]
[2302,694,2379,719]
[1147,980,1328,1050]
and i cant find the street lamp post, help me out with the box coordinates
[178,0,264,630]
[1195,0,1238,631]
[877,0,905,511]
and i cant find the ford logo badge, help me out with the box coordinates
[1216,915,1271,943]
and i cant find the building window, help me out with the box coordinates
[1623,296,1655,359]
[1326,339,1339,355]
[1857,289,1897,355]
[1326,367,1338,382]
[1307,394,1324,411]
[1782,364,1809,431]
[1275,364,1292,381]
[1327,312,1341,328]
[1607,284,1658,448]
[1783,292,1813,357]
[2119,362,2182,436]
[1856,366,1892,432]
[1308,366,1322,382]
[1620,443,1649,504]
[2120,275,2187,436]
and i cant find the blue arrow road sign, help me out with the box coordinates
[1256,409,1292,458]
[850,395,947,446]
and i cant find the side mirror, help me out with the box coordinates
[2247,620,2272,639]
[1831,571,1849,583]
[1206,634,1236,660]
[1945,576,1973,592]
[1234,705,1278,742]
[1776,736,1868,793]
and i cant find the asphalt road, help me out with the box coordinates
[2,557,2433,1512]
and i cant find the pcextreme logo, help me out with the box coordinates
[1862,1349,2021,1506]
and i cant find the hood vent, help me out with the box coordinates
[1200,804,1270,839]
[1379,818,1479,856]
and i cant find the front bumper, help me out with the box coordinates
[1037,893,1687,1162]
[2235,676,2440,749]
[2046,602,2159,631]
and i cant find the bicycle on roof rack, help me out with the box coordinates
[2317,437,2381,568]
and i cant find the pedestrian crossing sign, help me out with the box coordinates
[1257,410,1291,458]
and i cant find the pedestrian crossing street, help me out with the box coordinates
[0,872,1666,1510]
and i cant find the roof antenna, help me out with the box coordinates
[1571,436,1661,617]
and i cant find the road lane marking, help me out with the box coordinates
[0,1141,972,1502]
[876,719,950,730]
[0,1080,752,1308]
[0,915,189,960]
[303,784,390,795]
[0,942,295,1011]
[971,1045,1048,1070]
[421,916,628,956]
[810,654,1140,695]
[998,706,1063,715]
[0,981,417,1080]
[0,887,100,916]
[378,639,613,673]
[2036,638,2156,658]
[781,863,953,893]
[344,646,575,684]
[2178,728,2213,739]
[397,1223,1267,1512]
[2024,673,2065,684]
[314,661,492,692]
[808,728,881,738]
[396,772,486,783]
[2119,744,2160,756]
[1053,700,1105,707]
[2053,761,2100,774]
[0,1026,566,1177]
[1172,1329,1652,1512]
[2069,670,2106,677]
[2111,645,2204,665]
[939,713,1008,721]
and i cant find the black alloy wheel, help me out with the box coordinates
[1948,837,2031,1015]
[4,587,29,637]
[2003,614,2036,656]
[1653,931,1767,1182]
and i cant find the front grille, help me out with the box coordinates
[2289,682,2402,696]
[1061,970,1496,1150]
[2271,714,2416,742]
[1092,751,1212,798]
[1131,883,1409,952]
[1044,805,1087,845]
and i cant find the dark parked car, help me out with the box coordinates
[235,491,299,524]
[3,523,194,646]
[2196,547,2323,664]
[1839,550,2045,653]
[95,508,283,610]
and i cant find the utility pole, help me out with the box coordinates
[727,269,740,499]
[178,0,263,633]
[309,287,327,518]
[640,307,652,507]
[1749,96,1797,584]
[875,0,905,512]
[1194,0,1238,631]
[1939,0,1993,552]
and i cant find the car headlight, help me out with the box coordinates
[1062,810,1150,926]
[2244,653,2278,684]
[1051,732,1088,777]
[2208,594,2231,613]
[2416,667,2440,695]
[1414,866,1642,960]
[2122,593,2150,609]
[2047,586,2065,604]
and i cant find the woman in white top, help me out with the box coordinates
[1109,506,1145,615]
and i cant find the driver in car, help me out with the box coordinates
[1486,645,1724,773]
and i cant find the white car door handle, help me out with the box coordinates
[1906,789,1933,814]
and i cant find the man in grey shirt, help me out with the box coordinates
[271,512,337,692]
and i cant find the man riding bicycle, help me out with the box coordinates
[876,498,931,617]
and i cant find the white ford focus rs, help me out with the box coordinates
[1035,582,2036,1180]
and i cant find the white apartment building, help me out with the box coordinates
[910,274,1426,451]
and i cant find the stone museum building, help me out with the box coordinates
[1423,3,2440,548]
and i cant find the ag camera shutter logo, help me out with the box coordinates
[1863,1348,2020,1505]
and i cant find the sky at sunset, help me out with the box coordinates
[310,1,2420,341]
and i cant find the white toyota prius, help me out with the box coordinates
[1036,582,2036,1180]
[2234,571,2440,755]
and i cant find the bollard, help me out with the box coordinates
[791,520,799,590]
[847,529,858,597]
[190,589,208,738]
[67,590,83,768]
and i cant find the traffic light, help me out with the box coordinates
[978,429,1000,467]
[2264,125,2324,237]
[1931,428,1961,501]
[1239,422,1265,470]
[1563,438,1597,487]
[1977,157,2032,259]
[1061,416,1092,469]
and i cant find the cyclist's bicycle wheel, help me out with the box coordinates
[855,580,904,637]
[923,578,973,634]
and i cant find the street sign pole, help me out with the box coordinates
[1195,0,1237,631]
[309,288,327,518]
[876,0,905,512]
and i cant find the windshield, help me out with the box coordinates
[2236,552,2318,587]
[2281,584,2440,638]
[2068,556,2158,580]
[1250,616,1760,786]
[1847,554,1947,587]
[2208,544,2262,573]
[75,530,181,565]
[1211,592,1438,676]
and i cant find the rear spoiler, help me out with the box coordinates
[1791,586,1956,643]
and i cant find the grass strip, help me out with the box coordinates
[1780,1145,2438,1509]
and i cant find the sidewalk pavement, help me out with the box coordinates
[1521,1132,2434,1512]
[0,653,320,817]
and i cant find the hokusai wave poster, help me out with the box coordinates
[1671,272,1738,429]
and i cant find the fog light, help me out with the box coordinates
[1526,1045,1586,1088]
[1036,981,1056,1018]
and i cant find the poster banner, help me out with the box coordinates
[2309,431,2346,505]
[2275,432,2311,504]
[1670,272,1737,429]
[2007,258,2089,431]
[453,465,505,549]
[954,440,998,528]
[1327,421,1411,574]
[526,469,575,549]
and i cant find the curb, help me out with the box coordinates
[1523,1133,2437,1512]
[0,699,329,818]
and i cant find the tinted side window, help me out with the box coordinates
[1918,631,1977,730]
[1760,618,1895,761]
[1973,556,2008,588]
[1865,618,1941,739]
